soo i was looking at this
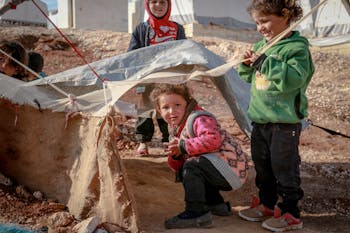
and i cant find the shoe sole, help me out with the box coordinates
[197,220,213,228]
[164,212,213,229]
[210,202,233,216]
[238,211,267,222]
[261,221,303,232]
[212,212,233,216]
[165,220,213,229]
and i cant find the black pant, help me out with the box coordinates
[251,122,304,218]
[135,83,169,143]
[182,156,232,213]
[135,117,169,143]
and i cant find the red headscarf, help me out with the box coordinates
[144,0,178,45]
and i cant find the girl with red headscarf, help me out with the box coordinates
[128,0,186,50]
[127,0,186,156]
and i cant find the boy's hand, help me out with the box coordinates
[251,53,267,72]
[242,50,255,66]
[163,139,181,157]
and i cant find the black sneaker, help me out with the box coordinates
[209,202,233,216]
[164,211,212,229]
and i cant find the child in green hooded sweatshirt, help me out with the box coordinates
[237,0,314,232]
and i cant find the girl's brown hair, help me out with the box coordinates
[247,0,303,23]
[0,40,28,67]
[150,83,192,110]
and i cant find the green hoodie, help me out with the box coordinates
[238,31,315,124]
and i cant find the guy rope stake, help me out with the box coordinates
[188,0,329,80]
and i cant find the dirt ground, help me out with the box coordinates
[0,26,349,233]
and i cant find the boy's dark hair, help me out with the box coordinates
[0,40,28,68]
[150,83,192,109]
[28,51,44,72]
[247,0,303,23]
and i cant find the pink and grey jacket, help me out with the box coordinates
[170,107,248,189]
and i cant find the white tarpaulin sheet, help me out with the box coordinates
[1,39,252,135]
[0,39,248,231]
[0,41,251,228]
[299,0,350,45]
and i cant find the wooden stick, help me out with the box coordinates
[258,0,328,55]
[188,0,329,79]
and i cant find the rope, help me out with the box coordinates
[189,0,329,79]
[30,0,113,122]
[96,115,116,147]
[0,0,110,121]
[307,119,350,139]
[102,81,111,115]
[0,47,81,126]
[257,0,328,55]
[31,0,106,85]
[0,48,71,98]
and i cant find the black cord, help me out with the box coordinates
[307,119,350,139]
[33,98,42,112]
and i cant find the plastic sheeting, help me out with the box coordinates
[299,0,350,44]
[1,39,252,135]
[0,40,251,229]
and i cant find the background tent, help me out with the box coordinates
[298,0,350,46]
[56,0,128,32]
[0,0,47,26]
[129,0,255,31]
[130,0,350,46]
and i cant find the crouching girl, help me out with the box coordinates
[150,83,248,229]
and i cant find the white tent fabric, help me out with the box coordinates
[143,0,255,30]
[2,39,252,135]
[0,40,251,230]
[136,0,350,46]
[299,0,350,46]
[0,0,48,26]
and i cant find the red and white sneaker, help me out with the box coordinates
[238,195,274,222]
[136,143,149,156]
[262,206,303,232]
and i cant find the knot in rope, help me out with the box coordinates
[8,3,17,9]
[65,93,79,114]
[68,93,77,103]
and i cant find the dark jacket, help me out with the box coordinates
[127,21,186,51]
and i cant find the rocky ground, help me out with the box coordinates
[0,26,349,232]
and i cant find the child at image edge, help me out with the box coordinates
[127,0,186,156]
[150,83,248,229]
[0,40,28,80]
[237,0,315,232]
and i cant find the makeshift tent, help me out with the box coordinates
[0,0,47,26]
[299,0,350,46]
[0,39,250,232]
[135,0,252,30]
[133,0,350,46]
[56,0,128,32]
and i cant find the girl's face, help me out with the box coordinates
[252,10,289,41]
[148,0,169,18]
[158,93,187,126]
